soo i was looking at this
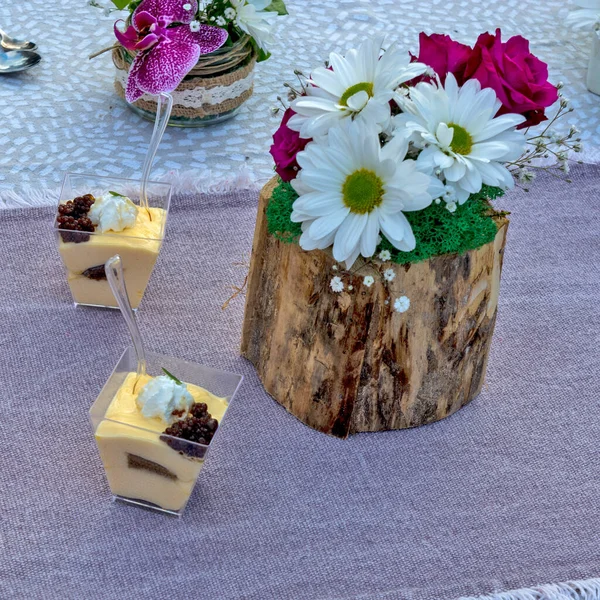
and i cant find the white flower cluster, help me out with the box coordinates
[207,0,278,50]
[329,273,410,314]
[285,38,539,269]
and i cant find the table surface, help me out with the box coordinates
[2,167,600,600]
[1,0,600,208]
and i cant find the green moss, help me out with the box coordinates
[265,178,505,264]
[266,179,303,243]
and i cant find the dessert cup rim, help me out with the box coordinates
[90,346,244,449]
[55,172,172,242]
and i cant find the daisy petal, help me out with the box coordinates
[473,114,527,142]
[309,207,350,240]
[333,212,368,262]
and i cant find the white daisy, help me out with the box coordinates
[378,249,391,261]
[288,39,428,139]
[363,275,375,287]
[230,0,277,50]
[395,73,527,204]
[567,0,600,29]
[291,120,434,268]
[394,296,410,313]
[383,268,396,282]
[330,276,344,292]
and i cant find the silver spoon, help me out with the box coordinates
[0,49,41,74]
[105,255,147,378]
[0,28,36,51]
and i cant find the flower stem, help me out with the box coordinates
[89,44,121,60]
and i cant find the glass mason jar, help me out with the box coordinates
[113,34,257,127]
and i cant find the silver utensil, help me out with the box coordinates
[0,50,41,74]
[0,28,36,51]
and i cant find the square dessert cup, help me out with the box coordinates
[89,347,243,517]
[54,173,172,310]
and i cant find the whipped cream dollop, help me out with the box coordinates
[88,193,138,233]
[136,375,194,424]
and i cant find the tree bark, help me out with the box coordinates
[241,178,509,438]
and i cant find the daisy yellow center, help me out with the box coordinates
[339,82,374,107]
[342,169,384,214]
[447,122,473,155]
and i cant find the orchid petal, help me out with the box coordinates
[134,33,160,51]
[133,0,198,26]
[133,10,157,32]
[125,55,147,102]
[126,37,199,100]
[169,23,228,55]
[114,21,139,51]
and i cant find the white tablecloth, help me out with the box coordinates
[1,0,599,207]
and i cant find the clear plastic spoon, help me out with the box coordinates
[140,92,173,212]
[105,254,147,378]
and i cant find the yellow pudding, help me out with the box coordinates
[57,205,166,309]
[95,372,228,512]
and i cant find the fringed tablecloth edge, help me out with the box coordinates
[0,166,262,210]
[457,577,600,600]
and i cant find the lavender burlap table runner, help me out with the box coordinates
[1,167,600,600]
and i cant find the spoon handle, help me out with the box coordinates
[140,92,173,211]
[105,255,147,377]
[0,28,37,51]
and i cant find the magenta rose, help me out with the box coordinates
[410,32,473,85]
[269,108,311,182]
[464,29,559,129]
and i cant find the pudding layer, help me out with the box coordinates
[58,206,166,309]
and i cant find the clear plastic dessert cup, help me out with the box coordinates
[89,347,243,517]
[54,173,172,309]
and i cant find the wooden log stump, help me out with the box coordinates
[241,178,509,438]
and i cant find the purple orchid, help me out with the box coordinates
[114,0,228,103]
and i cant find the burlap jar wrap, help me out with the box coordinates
[112,36,256,121]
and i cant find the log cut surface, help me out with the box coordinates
[241,178,509,438]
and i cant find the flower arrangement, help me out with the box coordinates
[268,33,581,278]
[243,31,584,436]
[91,0,286,104]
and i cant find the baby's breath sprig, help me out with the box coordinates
[507,87,583,189]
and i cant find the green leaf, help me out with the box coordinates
[264,0,288,15]
[161,368,183,385]
[108,190,126,197]
[110,0,132,9]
